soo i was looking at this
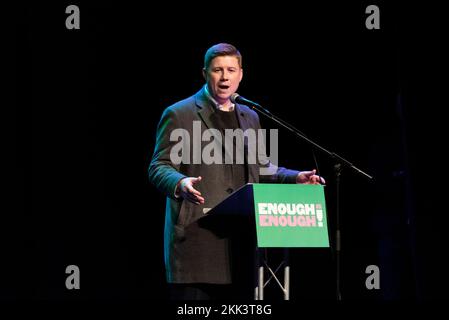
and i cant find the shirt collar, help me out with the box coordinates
[204,84,235,112]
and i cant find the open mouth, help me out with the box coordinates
[218,84,230,90]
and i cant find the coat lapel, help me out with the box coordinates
[195,87,215,129]
[235,104,250,131]
[236,104,259,183]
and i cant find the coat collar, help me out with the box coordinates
[195,86,251,131]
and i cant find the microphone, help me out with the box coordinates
[230,93,262,107]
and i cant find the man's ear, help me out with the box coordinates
[239,68,243,82]
[202,68,207,80]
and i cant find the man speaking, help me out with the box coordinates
[148,43,324,300]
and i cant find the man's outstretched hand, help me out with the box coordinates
[176,176,205,205]
[296,169,326,185]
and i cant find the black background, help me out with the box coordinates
[12,0,449,307]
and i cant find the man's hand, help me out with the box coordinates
[296,169,326,185]
[176,176,205,205]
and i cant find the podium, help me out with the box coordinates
[198,183,329,300]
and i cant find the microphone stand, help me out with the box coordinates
[245,101,373,301]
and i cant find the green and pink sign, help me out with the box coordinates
[253,184,329,248]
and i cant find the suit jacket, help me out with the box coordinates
[148,87,299,283]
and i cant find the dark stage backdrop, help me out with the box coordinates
[12,1,449,304]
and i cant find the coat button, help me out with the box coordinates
[226,188,234,194]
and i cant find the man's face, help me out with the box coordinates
[203,56,243,105]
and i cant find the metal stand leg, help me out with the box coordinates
[254,247,264,300]
[258,263,264,300]
[254,248,291,300]
[283,249,290,300]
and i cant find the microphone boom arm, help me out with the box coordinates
[246,102,373,180]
